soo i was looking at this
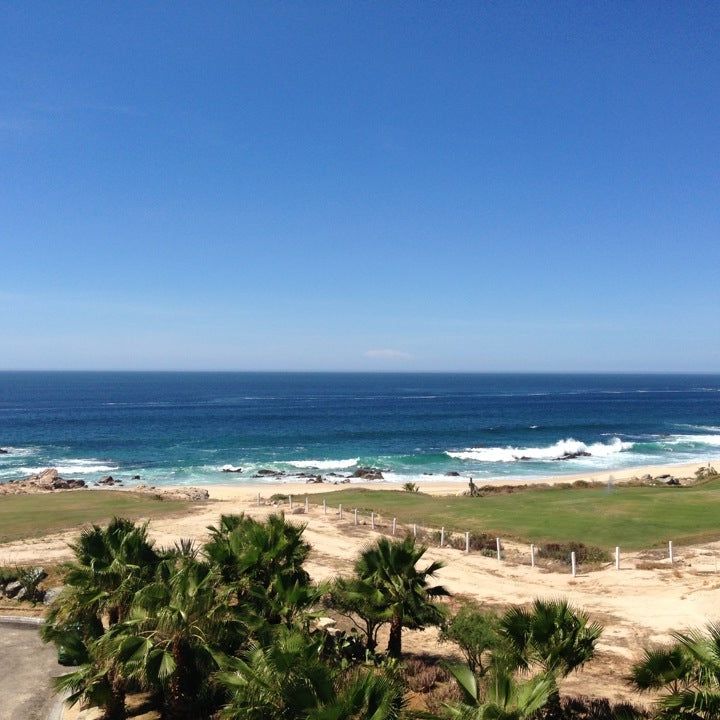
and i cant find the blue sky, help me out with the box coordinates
[1,2,719,371]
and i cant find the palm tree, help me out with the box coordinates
[498,598,602,677]
[42,517,162,720]
[205,512,312,623]
[441,663,556,720]
[630,622,720,718]
[109,558,244,720]
[354,536,449,658]
[217,626,405,720]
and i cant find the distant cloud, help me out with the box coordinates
[364,348,413,361]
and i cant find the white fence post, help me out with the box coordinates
[339,504,343,520]
[440,527,445,547]
[289,494,293,510]
[615,546,620,570]
[465,531,470,553]
[392,518,396,536]
[530,544,535,567]
[413,523,417,538]
[305,496,309,513]
[354,508,358,526]
[496,537,501,562]
[571,551,577,577]
[669,541,674,564]
[323,498,327,515]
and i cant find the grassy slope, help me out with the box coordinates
[308,480,720,550]
[0,491,191,543]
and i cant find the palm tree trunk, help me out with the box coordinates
[388,615,403,658]
[166,638,192,720]
[104,668,126,720]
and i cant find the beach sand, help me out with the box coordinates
[4,456,720,705]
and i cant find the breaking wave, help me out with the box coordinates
[446,437,633,463]
[286,458,359,470]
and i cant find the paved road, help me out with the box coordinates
[0,621,64,720]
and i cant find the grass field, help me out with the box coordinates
[307,480,720,550]
[0,491,192,543]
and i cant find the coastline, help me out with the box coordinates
[180,457,720,501]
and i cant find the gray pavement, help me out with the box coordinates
[0,620,64,720]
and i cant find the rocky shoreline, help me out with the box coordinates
[0,467,209,502]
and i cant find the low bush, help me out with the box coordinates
[532,695,648,719]
[402,657,448,693]
[540,542,610,566]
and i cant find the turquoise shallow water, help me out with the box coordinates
[0,372,719,486]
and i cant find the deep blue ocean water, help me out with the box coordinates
[1,372,719,486]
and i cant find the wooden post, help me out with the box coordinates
[496,537,501,561]
[289,494,293,510]
[354,508,358,525]
[669,541,674,564]
[339,504,343,520]
[257,492,261,507]
[371,512,375,530]
[413,523,417,537]
[530,544,535,567]
[305,495,309,513]
[571,551,577,577]
[465,531,470,553]
[440,527,445,547]
[615,546,620,570]
[392,517,396,536]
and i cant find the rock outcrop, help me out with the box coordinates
[0,468,86,494]
[350,467,384,481]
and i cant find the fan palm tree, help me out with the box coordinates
[205,512,312,623]
[109,558,245,720]
[217,626,405,720]
[440,663,556,720]
[630,622,720,718]
[498,598,602,677]
[354,536,449,658]
[42,517,162,720]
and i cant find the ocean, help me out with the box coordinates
[0,372,719,486]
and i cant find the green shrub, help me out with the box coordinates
[540,542,610,566]
[440,603,499,675]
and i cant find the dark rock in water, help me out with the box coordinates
[98,476,116,486]
[255,468,285,477]
[423,472,434,476]
[305,475,324,484]
[350,466,384,480]
[445,471,461,477]
[556,451,592,460]
[132,475,141,480]
[0,448,8,454]
[326,472,344,477]
[517,456,531,461]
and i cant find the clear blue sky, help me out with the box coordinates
[2,2,719,371]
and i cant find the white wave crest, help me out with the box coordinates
[220,464,243,472]
[669,434,720,447]
[19,460,119,475]
[286,458,359,470]
[446,437,633,463]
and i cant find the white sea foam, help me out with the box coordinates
[286,458,359,470]
[220,464,243,472]
[18,459,119,475]
[446,437,633,463]
[668,434,720,447]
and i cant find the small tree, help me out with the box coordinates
[440,603,499,676]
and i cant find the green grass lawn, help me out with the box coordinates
[0,491,192,544]
[307,480,720,550]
